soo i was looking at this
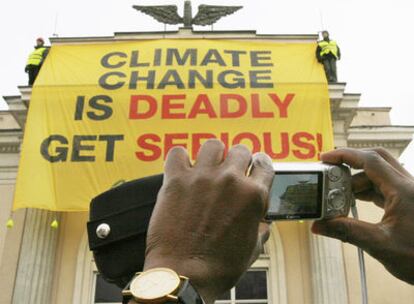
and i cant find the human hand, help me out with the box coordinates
[142,140,274,303]
[312,148,414,284]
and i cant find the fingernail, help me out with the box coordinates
[253,153,273,166]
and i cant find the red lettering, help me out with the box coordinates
[292,132,315,159]
[251,94,273,118]
[188,94,218,119]
[162,95,186,119]
[268,93,294,118]
[232,132,261,153]
[135,130,320,163]
[220,94,247,118]
[164,133,188,159]
[135,134,161,161]
[129,95,157,119]
[263,132,289,159]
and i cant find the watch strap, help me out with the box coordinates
[175,279,204,304]
[122,294,132,304]
[122,274,135,304]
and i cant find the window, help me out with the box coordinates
[216,270,269,304]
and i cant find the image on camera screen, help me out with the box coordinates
[266,172,323,220]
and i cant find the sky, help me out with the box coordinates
[0,0,413,172]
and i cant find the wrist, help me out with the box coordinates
[143,255,216,304]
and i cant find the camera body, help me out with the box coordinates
[265,162,353,221]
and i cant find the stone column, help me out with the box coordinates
[12,209,61,304]
[309,232,349,304]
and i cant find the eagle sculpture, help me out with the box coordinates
[133,1,243,28]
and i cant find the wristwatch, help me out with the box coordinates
[122,268,204,304]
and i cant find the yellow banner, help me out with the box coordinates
[14,39,333,211]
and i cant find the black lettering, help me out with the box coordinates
[40,135,68,163]
[74,96,85,121]
[188,70,213,89]
[218,70,245,89]
[157,70,185,89]
[250,70,274,88]
[99,72,126,90]
[99,135,124,161]
[154,49,162,66]
[250,51,274,67]
[88,95,113,120]
[71,135,97,162]
[129,71,156,90]
[224,50,247,67]
[101,52,127,69]
[201,49,226,66]
[166,49,197,66]
[130,50,150,67]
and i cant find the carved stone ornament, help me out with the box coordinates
[133,0,243,28]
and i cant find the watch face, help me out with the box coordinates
[130,268,181,301]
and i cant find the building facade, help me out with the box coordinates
[1,29,413,304]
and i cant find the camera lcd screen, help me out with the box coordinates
[266,172,323,220]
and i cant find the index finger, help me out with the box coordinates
[366,147,412,178]
[321,148,405,193]
[249,153,274,189]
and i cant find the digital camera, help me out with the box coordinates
[265,162,354,221]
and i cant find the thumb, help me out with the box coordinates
[312,218,387,255]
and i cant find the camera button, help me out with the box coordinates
[328,189,346,210]
[328,166,343,182]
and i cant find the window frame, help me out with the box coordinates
[215,252,271,304]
